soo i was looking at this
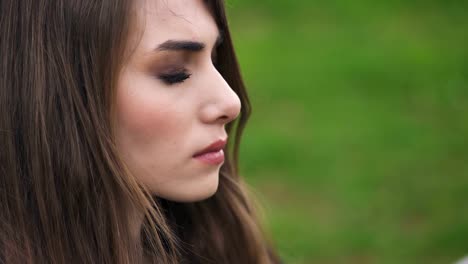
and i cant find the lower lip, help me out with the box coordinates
[193,149,225,165]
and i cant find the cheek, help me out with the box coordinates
[114,80,186,157]
[118,93,170,139]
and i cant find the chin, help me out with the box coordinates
[186,183,219,202]
[154,171,220,203]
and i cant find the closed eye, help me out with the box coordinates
[158,70,192,85]
[153,32,223,85]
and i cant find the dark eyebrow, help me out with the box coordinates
[156,40,205,52]
[155,33,224,53]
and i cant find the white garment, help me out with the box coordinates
[455,256,468,264]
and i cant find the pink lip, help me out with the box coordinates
[193,139,227,165]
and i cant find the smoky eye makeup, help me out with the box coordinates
[145,53,193,85]
[157,67,191,85]
[143,35,221,86]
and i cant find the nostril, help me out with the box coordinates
[218,114,233,124]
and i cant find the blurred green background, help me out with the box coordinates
[226,1,468,263]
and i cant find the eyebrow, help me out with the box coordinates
[157,40,205,52]
[155,33,224,53]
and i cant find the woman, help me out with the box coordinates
[0,0,280,263]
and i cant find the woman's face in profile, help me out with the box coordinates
[114,0,241,202]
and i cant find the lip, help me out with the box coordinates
[193,139,227,165]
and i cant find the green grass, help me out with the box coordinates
[227,1,468,263]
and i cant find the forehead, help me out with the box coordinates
[135,0,218,52]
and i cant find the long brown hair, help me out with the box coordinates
[0,0,279,263]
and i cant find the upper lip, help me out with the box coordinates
[193,138,227,157]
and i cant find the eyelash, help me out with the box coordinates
[158,70,192,85]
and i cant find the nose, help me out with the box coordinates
[199,67,241,125]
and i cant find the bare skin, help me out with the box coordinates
[114,0,241,243]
